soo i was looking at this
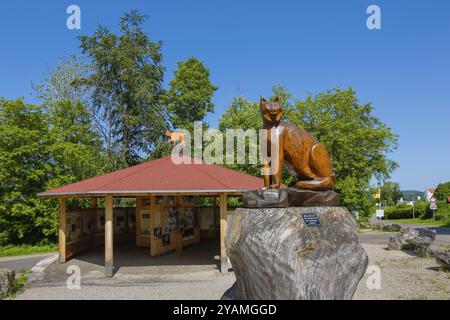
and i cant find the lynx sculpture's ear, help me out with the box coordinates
[260,97,268,111]
[272,96,281,109]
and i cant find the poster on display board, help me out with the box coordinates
[66,212,81,243]
[153,227,161,240]
[181,207,197,239]
[140,210,150,235]
[162,233,170,246]
[154,209,161,227]
[168,207,179,231]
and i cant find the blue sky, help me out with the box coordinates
[0,0,449,191]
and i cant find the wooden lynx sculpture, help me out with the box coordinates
[261,97,335,191]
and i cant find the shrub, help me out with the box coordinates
[385,205,414,219]
[435,201,450,221]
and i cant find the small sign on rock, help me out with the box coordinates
[301,213,321,226]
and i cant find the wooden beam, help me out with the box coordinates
[175,196,183,254]
[59,198,67,263]
[105,194,114,277]
[219,193,228,273]
[92,198,98,247]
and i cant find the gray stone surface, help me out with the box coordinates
[225,206,368,300]
[388,228,437,256]
[0,268,15,296]
[431,250,450,268]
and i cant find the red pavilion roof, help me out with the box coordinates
[38,155,263,197]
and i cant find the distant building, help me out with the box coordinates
[426,188,436,202]
[447,196,450,204]
[398,198,415,206]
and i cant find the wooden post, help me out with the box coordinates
[105,194,114,277]
[92,198,98,247]
[219,193,228,273]
[59,198,67,263]
[175,196,183,254]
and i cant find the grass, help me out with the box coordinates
[0,244,57,257]
[384,218,450,227]
[0,269,31,300]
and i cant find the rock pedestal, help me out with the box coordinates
[224,207,368,300]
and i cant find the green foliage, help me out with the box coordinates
[383,200,447,221]
[0,244,57,257]
[385,205,415,219]
[0,98,103,245]
[384,218,446,227]
[165,57,218,130]
[79,10,167,167]
[46,100,104,186]
[380,181,402,205]
[0,99,52,244]
[219,96,261,176]
[0,269,31,299]
[434,201,450,221]
[434,181,450,201]
[34,55,91,105]
[219,86,398,217]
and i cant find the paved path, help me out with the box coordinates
[0,253,54,272]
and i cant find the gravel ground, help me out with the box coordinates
[13,241,450,300]
[354,243,450,300]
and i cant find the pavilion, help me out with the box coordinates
[38,155,263,276]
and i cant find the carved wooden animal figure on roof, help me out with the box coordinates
[260,97,335,191]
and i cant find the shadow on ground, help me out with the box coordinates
[51,240,222,277]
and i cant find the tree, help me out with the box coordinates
[219,86,398,217]
[0,99,53,244]
[0,98,104,245]
[34,55,91,106]
[219,96,261,176]
[79,10,167,168]
[165,57,218,131]
[380,181,402,205]
[434,181,450,201]
[46,100,104,188]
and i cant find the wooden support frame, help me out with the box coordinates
[105,194,114,277]
[92,198,98,247]
[59,198,67,263]
[219,193,228,273]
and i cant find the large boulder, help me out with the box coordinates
[0,268,15,296]
[382,223,402,232]
[432,250,450,268]
[388,228,436,256]
[224,207,368,300]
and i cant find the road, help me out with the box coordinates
[0,253,54,272]
[362,216,450,248]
